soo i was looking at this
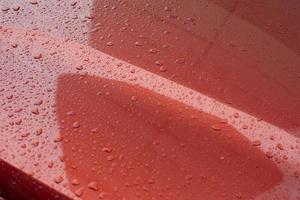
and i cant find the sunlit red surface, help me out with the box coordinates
[0,0,299,200]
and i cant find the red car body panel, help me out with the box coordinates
[0,0,299,200]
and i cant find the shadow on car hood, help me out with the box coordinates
[0,26,299,199]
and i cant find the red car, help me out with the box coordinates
[0,0,299,199]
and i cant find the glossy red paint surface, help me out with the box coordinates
[89,0,300,131]
[0,0,299,200]
[58,75,281,200]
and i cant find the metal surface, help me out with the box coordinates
[0,0,299,199]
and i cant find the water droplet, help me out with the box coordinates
[159,66,167,72]
[106,41,114,46]
[30,0,38,5]
[252,140,261,146]
[148,179,155,184]
[36,128,43,136]
[148,48,158,53]
[91,128,99,133]
[102,147,112,153]
[266,151,273,158]
[276,143,284,150]
[155,61,164,66]
[72,121,80,128]
[1,7,10,12]
[233,113,239,118]
[48,161,54,168]
[175,58,185,64]
[134,41,142,46]
[15,119,22,125]
[31,108,39,115]
[211,124,221,131]
[99,192,107,199]
[106,155,114,161]
[164,6,172,11]
[34,99,43,105]
[54,135,63,143]
[76,65,83,70]
[74,187,84,197]
[12,43,18,48]
[33,53,42,59]
[88,181,98,191]
[185,175,193,180]
[71,179,80,185]
[71,1,77,6]
[236,193,242,199]
[54,176,63,184]
[66,111,74,116]
[130,96,138,102]
[13,6,20,11]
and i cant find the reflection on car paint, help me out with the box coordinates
[0,0,300,199]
